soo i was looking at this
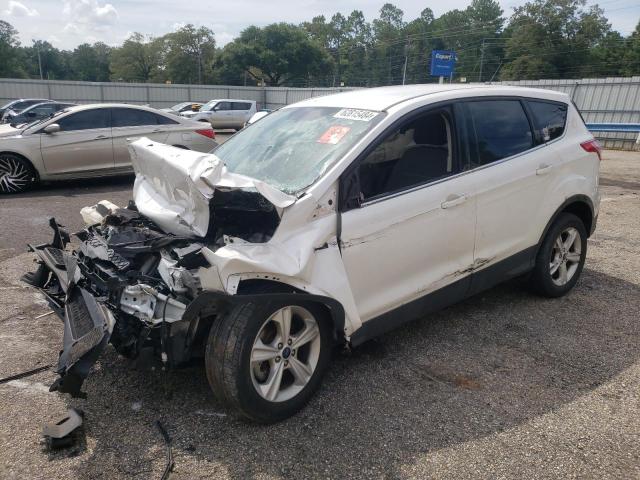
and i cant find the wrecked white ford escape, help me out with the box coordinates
[23,85,600,422]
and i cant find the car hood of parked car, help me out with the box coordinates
[128,138,296,238]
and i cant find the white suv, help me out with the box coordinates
[182,99,257,130]
[24,85,600,423]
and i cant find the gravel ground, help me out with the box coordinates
[0,150,638,479]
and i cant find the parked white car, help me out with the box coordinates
[0,103,217,193]
[24,85,600,423]
[182,99,257,130]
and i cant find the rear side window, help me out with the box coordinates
[232,102,251,110]
[112,108,177,127]
[57,109,110,131]
[527,100,568,143]
[463,100,533,166]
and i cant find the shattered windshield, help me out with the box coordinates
[213,106,384,194]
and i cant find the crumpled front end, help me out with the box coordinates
[22,149,296,397]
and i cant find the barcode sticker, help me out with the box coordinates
[333,109,378,122]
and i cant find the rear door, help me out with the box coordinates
[231,102,251,127]
[39,108,113,174]
[111,107,176,168]
[456,98,555,294]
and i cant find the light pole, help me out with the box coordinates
[32,39,43,80]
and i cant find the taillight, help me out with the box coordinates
[196,128,215,139]
[580,139,602,161]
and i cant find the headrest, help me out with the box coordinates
[412,114,447,145]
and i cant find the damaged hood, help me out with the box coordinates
[128,138,296,237]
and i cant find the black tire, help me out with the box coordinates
[205,299,332,423]
[529,212,588,297]
[0,153,37,194]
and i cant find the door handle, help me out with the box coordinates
[441,194,467,209]
[536,163,553,175]
[93,135,108,140]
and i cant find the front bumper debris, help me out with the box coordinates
[22,211,203,397]
[23,220,115,398]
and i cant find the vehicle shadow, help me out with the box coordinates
[66,267,640,479]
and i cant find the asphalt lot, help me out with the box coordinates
[0,149,639,479]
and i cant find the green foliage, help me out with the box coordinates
[162,25,216,84]
[216,23,333,86]
[0,1,637,86]
[110,33,164,82]
[501,0,614,79]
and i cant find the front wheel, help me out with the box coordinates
[0,153,36,193]
[529,213,587,297]
[205,300,332,423]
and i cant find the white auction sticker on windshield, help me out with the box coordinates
[333,109,378,122]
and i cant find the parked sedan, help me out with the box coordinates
[182,99,257,130]
[4,102,76,125]
[0,98,51,121]
[0,103,217,193]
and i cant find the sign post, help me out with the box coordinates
[430,50,457,83]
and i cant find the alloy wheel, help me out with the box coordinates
[0,155,32,193]
[250,305,321,402]
[549,226,582,286]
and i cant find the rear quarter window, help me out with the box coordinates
[526,100,568,143]
[232,102,252,110]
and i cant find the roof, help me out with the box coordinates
[289,84,570,111]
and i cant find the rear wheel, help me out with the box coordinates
[0,153,36,193]
[529,213,587,297]
[205,300,331,423]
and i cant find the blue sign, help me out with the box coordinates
[430,50,456,77]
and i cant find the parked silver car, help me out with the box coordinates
[3,101,76,125]
[0,103,217,193]
[182,99,257,130]
[0,98,51,121]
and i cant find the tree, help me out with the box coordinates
[372,3,406,85]
[162,25,216,84]
[501,0,612,80]
[621,21,640,76]
[0,21,24,77]
[110,33,164,82]
[217,23,332,86]
[71,43,111,81]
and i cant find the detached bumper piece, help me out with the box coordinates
[42,408,84,450]
[23,219,114,398]
[51,287,115,398]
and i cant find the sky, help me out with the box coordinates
[1,0,639,50]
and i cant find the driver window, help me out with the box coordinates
[216,102,231,111]
[357,108,455,201]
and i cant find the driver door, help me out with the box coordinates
[339,104,477,323]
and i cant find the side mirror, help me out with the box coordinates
[44,123,61,134]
